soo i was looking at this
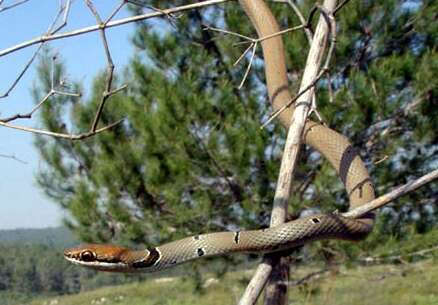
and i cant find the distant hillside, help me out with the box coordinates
[0,226,77,247]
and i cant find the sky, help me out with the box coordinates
[0,0,137,229]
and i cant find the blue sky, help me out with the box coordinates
[0,1,137,229]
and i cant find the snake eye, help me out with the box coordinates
[80,250,96,262]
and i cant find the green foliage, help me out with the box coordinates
[33,0,436,266]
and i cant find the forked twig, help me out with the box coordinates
[205,25,305,88]
[0,0,71,99]
[0,0,30,13]
[0,0,231,58]
[0,56,80,123]
[85,0,125,132]
[0,119,123,140]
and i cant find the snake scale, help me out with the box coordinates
[64,0,375,272]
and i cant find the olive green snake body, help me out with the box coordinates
[64,0,375,273]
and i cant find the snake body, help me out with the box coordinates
[64,0,375,273]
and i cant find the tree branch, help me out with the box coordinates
[343,168,438,219]
[239,1,337,304]
[0,0,30,13]
[0,119,123,140]
[0,0,231,58]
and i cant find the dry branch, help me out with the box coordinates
[0,0,229,139]
[0,152,27,164]
[85,0,119,132]
[206,25,305,88]
[342,168,438,219]
[361,244,438,264]
[239,1,337,305]
[0,0,30,13]
[0,119,123,140]
[0,55,80,124]
[0,0,231,58]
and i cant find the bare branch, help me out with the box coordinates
[84,0,118,132]
[105,0,127,24]
[0,0,231,58]
[0,91,52,122]
[0,0,30,13]
[239,1,338,304]
[238,42,257,89]
[238,261,274,305]
[0,56,80,123]
[333,0,352,15]
[360,244,438,264]
[343,168,438,219]
[0,119,123,140]
[284,0,313,45]
[0,152,27,164]
[0,44,43,99]
[49,0,71,35]
[0,0,71,99]
[206,25,304,88]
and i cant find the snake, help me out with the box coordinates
[64,0,375,273]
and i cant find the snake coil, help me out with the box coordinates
[64,0,375,273]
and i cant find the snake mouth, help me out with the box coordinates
[63,252,129,272]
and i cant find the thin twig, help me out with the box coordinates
[343,168,438,219]
[285,268,330,287]
[286,0,313,44]
[85,0,118,132]
[0,119,123,140]
[0,44,43,99]
[333,0,352,15]
[206,25,305,88]
[360,244,438,264]
[105,0,127,24]
[49,0,71,35]
[238,42,257,89]
[0,153,27,164]
[0,54,81,123]
[0,0,30,13]
[0,0,71,99]
[0,92,52,122]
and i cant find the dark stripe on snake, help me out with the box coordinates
[234,232,240,244]
[339,145,359,186]
[132,248,160,268]
[311,217,320,224]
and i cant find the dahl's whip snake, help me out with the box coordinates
[64,0,375,273]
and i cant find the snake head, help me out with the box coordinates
[64,244,145,272]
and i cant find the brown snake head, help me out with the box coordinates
[64,244,149,272]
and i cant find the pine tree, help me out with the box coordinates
[34,0,436,260]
